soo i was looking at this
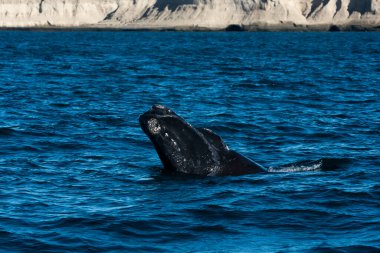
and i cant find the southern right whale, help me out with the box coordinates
[139,105,347,176]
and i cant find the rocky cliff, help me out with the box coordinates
[1,0,379,30]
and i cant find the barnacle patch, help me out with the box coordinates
[147,118,161,135]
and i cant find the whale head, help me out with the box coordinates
[139,105,222,175]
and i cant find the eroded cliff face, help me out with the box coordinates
[0,0,379,29]
[0,0,118,26]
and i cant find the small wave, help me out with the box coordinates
[6,145,42,152]
[87,115,126,126]
[275,125,305,132]
[323,188,375,199]
[341,171,367,179]
[189,224,238,234]
[230,82,263,90]
[370,184,380,197]
[185,205,252,220]
[36,141,90,150]
[141,74,167,79]
[268,158,351,173]
[16,125,64,137]
[310,245,380,253]
[41,217,103,229]
[82,155,104,160]
[308,131,348,139]
[49,102,70,108]
[258,78,287,86]
[0,126,18,136]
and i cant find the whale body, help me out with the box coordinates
[139,105,346,176]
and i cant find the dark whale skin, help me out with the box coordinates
[139,105,349,176]
[139,105,266,176]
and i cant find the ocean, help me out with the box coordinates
[0,31,379,252]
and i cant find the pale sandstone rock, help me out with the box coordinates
[0,0,379,30]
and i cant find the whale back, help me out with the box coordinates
[196,128,229,151]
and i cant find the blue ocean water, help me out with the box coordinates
[0,31,379,252]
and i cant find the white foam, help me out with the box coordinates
[268,161,322,173]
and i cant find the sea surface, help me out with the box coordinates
[0,31,379,252]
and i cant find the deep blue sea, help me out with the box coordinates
[0,31,379,252]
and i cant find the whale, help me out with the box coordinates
[139,105,347,176]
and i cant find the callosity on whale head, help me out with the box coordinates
[139,104,218,175]
[139,105,266,176]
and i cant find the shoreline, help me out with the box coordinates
[1,23,380,32]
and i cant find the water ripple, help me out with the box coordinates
[0,31,379,252]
